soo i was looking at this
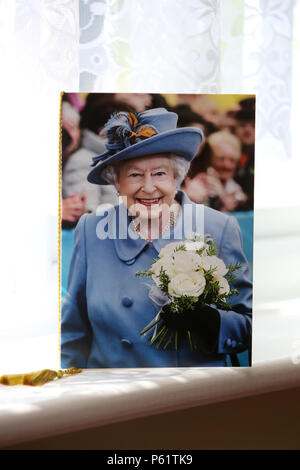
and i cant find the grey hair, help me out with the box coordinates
[100,154,190,190]
[171,154,191,188]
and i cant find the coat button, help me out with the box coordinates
[231,340,237,348]
[122,297,133,307]
[121,339,133,349]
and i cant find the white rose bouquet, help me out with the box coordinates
[136,234,241,351]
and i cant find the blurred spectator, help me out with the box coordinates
[239,97,255,111]
[186,141,213,179]
[184,130,248,212]
[173,104,219,178]
[61,95,80,167]
[219,97,256,130]
[114,93,152,112]
[84,93,116,109]
[84,92,162,112]
[233,104,255,211]
[83,92,167,113]
[150,94,170,109]
[61,95,84,228]
[218,104,241,129]
[234,107,255,146]
[183,142,216,205]
[175,103,219,205]
[67,93,86,111]
[181,147,210,205]
[61,193,86,226]
[62,97,134,227]
[173,104,219,136]
[177,94,221,127]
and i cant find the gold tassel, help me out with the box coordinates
[0,367,82,386]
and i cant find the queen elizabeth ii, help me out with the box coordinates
[61,108,252,368]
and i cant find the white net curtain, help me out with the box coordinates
[0,0,299,371]
[3,0,299,208]
[79,0,300,208]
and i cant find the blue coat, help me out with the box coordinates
[61,190,252,368]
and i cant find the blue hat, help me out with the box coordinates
[87,107,203,185]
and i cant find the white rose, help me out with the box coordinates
[215,275,230,295]
[172,250,202,273]
[151,256,175,286]
[168,271,206,298]
[158,242,186,258]
[199,255,228,276]
[184,240,208,253]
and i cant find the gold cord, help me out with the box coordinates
[58,92,63,361]
[0,96,73,388]
[0,367,82,386]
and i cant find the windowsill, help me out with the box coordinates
[1,219,300,448]
[1,356,300,448]
[1,298,300,448]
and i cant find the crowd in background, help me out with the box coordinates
[61,93,255,227]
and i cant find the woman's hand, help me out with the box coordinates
[221,190,248,212]
[221,192,240,212]
[205,167,225,198]
[184,175,209,203]
[205,167,248,212]
[159,303,221,353]
[62,194,86,222]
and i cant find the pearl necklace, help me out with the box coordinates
[129,201,180,242]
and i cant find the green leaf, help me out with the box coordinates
[135,270,152,278]
[175,245,186,252]
[150,326,166,346]
[140,318,161,336]
[175,330,179,351]
[195,247,206,255]
[227,264,242,273]
[189,234,205,243]
[156,327,169,348]
[163,332,174,350]
[158,268,170,293]
[187,330,193,352]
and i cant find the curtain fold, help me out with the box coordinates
[219,0,298,207]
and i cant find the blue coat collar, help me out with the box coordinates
[113,190,204,262]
